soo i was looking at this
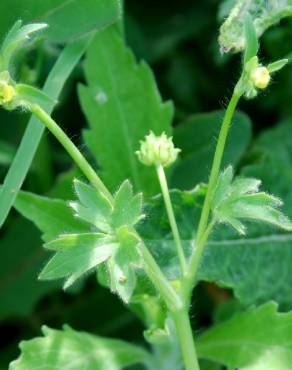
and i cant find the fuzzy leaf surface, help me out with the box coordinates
[197,302,292,368]
[219,0,292,53]
[79,27,173,196]
[9,326,150,370]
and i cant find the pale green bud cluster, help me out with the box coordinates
[136,131,180,168]
[250,66,270,89]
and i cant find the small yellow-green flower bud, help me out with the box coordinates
[0,82,15,104]
[136,131,180,167]
[250,66,270,89]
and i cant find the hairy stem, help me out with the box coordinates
[185,91,242,299]
[172,309,200,370]
[156,164,187,276]
[29,103,113,203]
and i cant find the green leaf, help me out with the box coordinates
[111,180,144,229]
[39,233,118,289]
[14,190,90,241]
[243,14,259,65]
[140,188,292,309]
[0,139,15,166]
[0,38,89,229]
[79,26,173,196]
[0,218,59,319]
[197,302,292,368]
[267,59,289,73]
[0,21,47,70]
[211,166,292,235]
[0,0,121,44]
[219,0,292,53]
[9,325,150,370]
[172,111,252,189]
[15,84,56,108]
[70,179,113,233]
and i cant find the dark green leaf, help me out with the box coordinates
[79,26,173,196]
[9,325,151,370]
[172,111,252,190]
[0,0,121,43]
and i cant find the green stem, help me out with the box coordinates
[29,103,113,203]
[156,164,187,276]
[172,309,200,370]
[140,241,182,311]
[185,91,242,298]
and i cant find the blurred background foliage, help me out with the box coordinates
[0,0,291,368]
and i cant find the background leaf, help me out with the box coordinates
[0,0,121,43]
[197,302,292,368]
[171,111,252,190]
[9,325,150,370]
[79,26,173,196]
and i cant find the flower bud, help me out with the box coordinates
[136,131,180,167]
[0,72,16,106]
[250,66,270,89]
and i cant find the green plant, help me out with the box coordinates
[1,1,292,369]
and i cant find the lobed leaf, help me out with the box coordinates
[79,26,173,196]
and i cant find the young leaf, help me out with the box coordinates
[39,233,118,289]
[9,325,151,370]
[0,21,47,70]
[15,84,56,109]
[79,26,173,196]
[111,180,144,229]
[197,302,292,368]
[70,179,113,233]
[267,59,289,73]
[243,14,259,65]
[211,166,292,234]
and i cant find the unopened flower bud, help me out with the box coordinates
[0,72,16,105]
[136,131,180,167]
[250,66,270,89]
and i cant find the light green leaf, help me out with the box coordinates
[172,111,252,190]
[197,302,292,368]
[0,0,121,43]
[39,233,118,289]
[240,349,291,370]
[70,179,113,233]
[15,84,56,108]
[9,325,150,370]
[0,139,15,166]
[111,180,144,229]
[14,190,90,241]
[267,59,289,73]
[0,21,47,70]
[211,166,292,234]
[79,26,173,196]
[219,0,292,53]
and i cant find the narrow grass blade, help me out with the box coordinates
[0,38,89,228]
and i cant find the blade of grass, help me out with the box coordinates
[0,38,89,228]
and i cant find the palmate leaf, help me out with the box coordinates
[39,233,118,289]
[197,302,292,369]
[79,26,173,196]
[9,325,151,370]
[211,166,292,235]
